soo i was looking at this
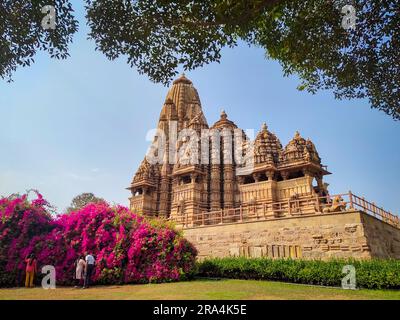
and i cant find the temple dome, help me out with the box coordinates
[281,131,321,164]
[173,73,193,85]
[211,110,238,130]
[254,123,282,164]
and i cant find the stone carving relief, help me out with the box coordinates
[228,244,302,259]
[322,196,347,213]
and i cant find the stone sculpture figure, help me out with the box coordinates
[323,196,347,213]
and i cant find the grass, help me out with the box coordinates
[0,279,400,300]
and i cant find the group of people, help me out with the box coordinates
[24,253,96,289]
[74,253,96,289]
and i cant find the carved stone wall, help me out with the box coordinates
[361,213,400,259]
[183,210,400,260]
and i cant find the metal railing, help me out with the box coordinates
[170,191,399,229]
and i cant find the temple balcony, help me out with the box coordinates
[169,192,400,230]
[239,176,315,204]
[239,180,275,203]
[172,183,204,203]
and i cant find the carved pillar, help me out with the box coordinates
[302,168,314,194]
[302,168,312,178]
[223,164,235,208]
[158,151,171,218]
[210,164,221,211]
[190,173,197,184]
[158,177,170,218]
[237,176,245,184]
[253,173,261,182]
[266,170,275,181]
[316,176,323,189]
[281,171,289,180]
[141,186,151,216]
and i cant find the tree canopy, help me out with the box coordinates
[1,0,399,120]
[0,0,78,81]
[66,192,105,213]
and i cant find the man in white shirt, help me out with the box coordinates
[83,253,95,289]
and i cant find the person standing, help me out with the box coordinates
[83,253,95,289]
[25,254,37,288]
[74,255,86,288]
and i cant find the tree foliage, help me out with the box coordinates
[66,192,104,213]
[1,0,399,119]
[0,0,78,81]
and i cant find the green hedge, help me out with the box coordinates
[196,257,400,290]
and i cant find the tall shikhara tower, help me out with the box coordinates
[128,75,331,226]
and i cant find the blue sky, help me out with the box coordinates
[0,4,399,214]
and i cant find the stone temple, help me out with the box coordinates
[129,75,400,260]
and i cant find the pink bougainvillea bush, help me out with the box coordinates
[0,192,56,287]
[0,192,197,287]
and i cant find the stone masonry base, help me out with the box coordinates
[182,210,400,260]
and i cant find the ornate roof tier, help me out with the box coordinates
[254,122,283,165]
[172,165,204,177]
[159,97,178,122]
[129,158,160,189]
[211,110,238,130]
[280,131,321,166]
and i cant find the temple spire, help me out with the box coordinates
[221,109,227,120]
[262,122,268,131]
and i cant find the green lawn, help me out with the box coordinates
[0,279,399,300]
